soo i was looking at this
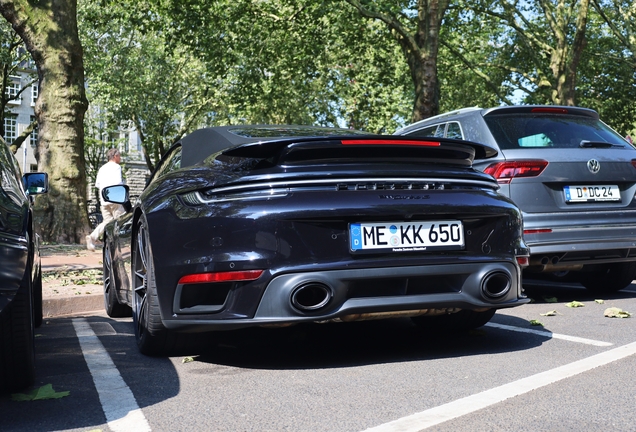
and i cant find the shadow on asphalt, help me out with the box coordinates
[0,315,180,432]
[522,278,636,304]
[190,314,544,370]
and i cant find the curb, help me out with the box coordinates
[43,294,103,318]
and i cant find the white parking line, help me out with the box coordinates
[485,322,613,346]
[73,318,151,432]
[362,341,636,432]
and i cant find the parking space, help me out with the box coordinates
[1,281,635,431]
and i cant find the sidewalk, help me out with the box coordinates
[41,250,103,272]
[40,246,105,318]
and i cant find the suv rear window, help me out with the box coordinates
[483,114,630,150]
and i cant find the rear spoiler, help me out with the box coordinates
[222,136,498,163]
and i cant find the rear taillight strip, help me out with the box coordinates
[205,177,498,194]
[178,270,264,285]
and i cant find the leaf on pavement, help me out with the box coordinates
[604,307,632,318]
[566,301,585,308]
[540,310,560,316]
[182,356,195,363]
[11,384,70,401]
[595,299,605,304]
[543,296,558,303]
[529,320,543,326]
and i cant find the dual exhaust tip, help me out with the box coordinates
[290,271,513,313]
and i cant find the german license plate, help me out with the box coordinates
[349,221,464,252]
[564,185,620,203]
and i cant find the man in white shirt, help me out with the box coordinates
[86,148,125,251]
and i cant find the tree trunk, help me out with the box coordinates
[344,0,449,122]
[542,0,590,105]
[0,0,90,243]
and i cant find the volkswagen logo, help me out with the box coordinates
[587,159,600,174]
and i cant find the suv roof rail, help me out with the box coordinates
[395,107,482,134]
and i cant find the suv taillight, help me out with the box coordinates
[484,160,549,184]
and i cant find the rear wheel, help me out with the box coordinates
[580,262,636,293]
[103,242,132,318]
[411,309,496,333]
[132,216,173,355]
[0,262,35,392]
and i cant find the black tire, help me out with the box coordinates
[580,262,636,293]
[33,266,43,328]
[132,216,173,355]
[103,242,132,318]
[411,309,496,333]
[0,262,35,393]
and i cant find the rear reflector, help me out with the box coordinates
[516,256,530,267]
[178,270,264,285]
[530,107,568,114]
[524,229,552,235]
[484,160,548,184]
[631,160,636,170]
[341,139,440,147]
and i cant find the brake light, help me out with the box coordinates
[178,270,264,284]
[530,108,568,114]
[484,160,548,184]
[341,139,440,147]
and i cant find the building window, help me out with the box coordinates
[30,164,37,172]
[4,114,17,143]
[6,77,21,104]
[30,115,38,147]
[31,84,38,106]
[124,132,130,153]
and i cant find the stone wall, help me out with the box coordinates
[87,158,150,209]
[123,160,151,203]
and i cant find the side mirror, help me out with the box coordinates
[22,172,49,195]
[102,184,130,204]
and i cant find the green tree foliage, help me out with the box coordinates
[438,3,515,111]
[468,0,592,106]
[576,8,636,135]
[81,0,411,145]
[79,0,219,171]
[343,0,450,122]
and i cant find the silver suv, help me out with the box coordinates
[396,106,636,293]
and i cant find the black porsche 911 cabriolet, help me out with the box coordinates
[101,125,530,355]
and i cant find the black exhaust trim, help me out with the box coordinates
[481,271,512,300]
[290,282,332,312]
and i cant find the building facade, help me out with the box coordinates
[4,73,38,173]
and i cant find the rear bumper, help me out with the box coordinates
[524,222,636,267]
[163,261,528,332]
